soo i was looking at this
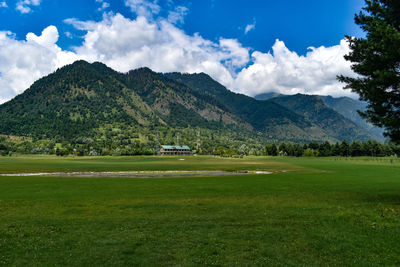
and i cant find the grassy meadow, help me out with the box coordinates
[0,155,400,265]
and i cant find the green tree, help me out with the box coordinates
[350,141,363,156]
[319,141,332,157]
[278,143,287,155]
[0,143,8,156]
[293,143,304,157]
[332,142,341,156]
[340,140,350,156]
[265,144,278,156]
[338,0,400,143]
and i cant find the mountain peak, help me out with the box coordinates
[0,60,383,142]
[128,66,154,75]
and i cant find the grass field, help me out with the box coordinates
[0,156,400,265]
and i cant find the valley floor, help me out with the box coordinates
[0,156,399,265]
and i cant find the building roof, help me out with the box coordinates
[161,145,190,150]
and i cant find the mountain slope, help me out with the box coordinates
[318,95,384,140]
[0,61,159,138]
[122,68,247,129]
[268,94,375,141]
[164,72,376,142]
[255,92,385,141]
[0,61,251,140]
[0,60,381,143]
[163,72,330,141]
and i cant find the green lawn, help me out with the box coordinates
[0,156,399,265]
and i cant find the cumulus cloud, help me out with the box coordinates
[219,38,249,72]
[235,39,357,98]
[244,19,256,35]
[65,13,247,88]
[16,0,41,14]
[0,26,78,103]
[124,0,160,19]
[0,1,7,8]
[0,12,357,104]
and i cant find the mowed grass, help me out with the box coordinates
[0,156,399,266]
[0,155,301,173]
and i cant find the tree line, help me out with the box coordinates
[265,140,399,157]
[1,134,399,157]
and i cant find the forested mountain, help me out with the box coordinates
[164,72,374,142]
[318,96,384,140]
[0,61,157,139]
[0,60,377,146]
[269,94,376,141]
[255,92,384,141]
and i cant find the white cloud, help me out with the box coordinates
[167,5,188,24]
[0,12,357,104]
[16,0,41,14]
[244,19,256,34]
[96,1,109,11]
[26,26,59,47]
[0,26,78,103]
[65,13,246,89]
[219,38,249,72]
[124,0,160,19]
[0,1,7,8]
[64,31,73,39]
[235,39,357,97]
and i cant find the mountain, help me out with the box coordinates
[0,61,254,140]
[164,73,325,141]
[164,73,312,136]
[268,94,376,141]
[122,68,247,129]
[254,92,283,101]
[164,72,374,142]
[255,93,385,141]
[0,61,158,139]
[318,95,385,140]
[0,60,379,144]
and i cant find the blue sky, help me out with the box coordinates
[0,0,366,103]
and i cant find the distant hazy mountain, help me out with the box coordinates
[256,92,385,141]
[318,95,384,140]
[0,60,378,143]
[254,92,283,101]
[269,94,377,142]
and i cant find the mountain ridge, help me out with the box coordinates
[0,60,378,144]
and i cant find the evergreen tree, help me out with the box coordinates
[338,0,400,143]
[332,142,341,156]
[279,143,287,155]
[350,141,362,156]
[308,141,319,150]
[319,141,332,156]
[265,144,278,156]
[293,143,304,157]
[340,140,350,156]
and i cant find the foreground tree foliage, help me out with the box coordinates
[338,0,400,143]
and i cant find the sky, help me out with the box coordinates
[0,0,366,103]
